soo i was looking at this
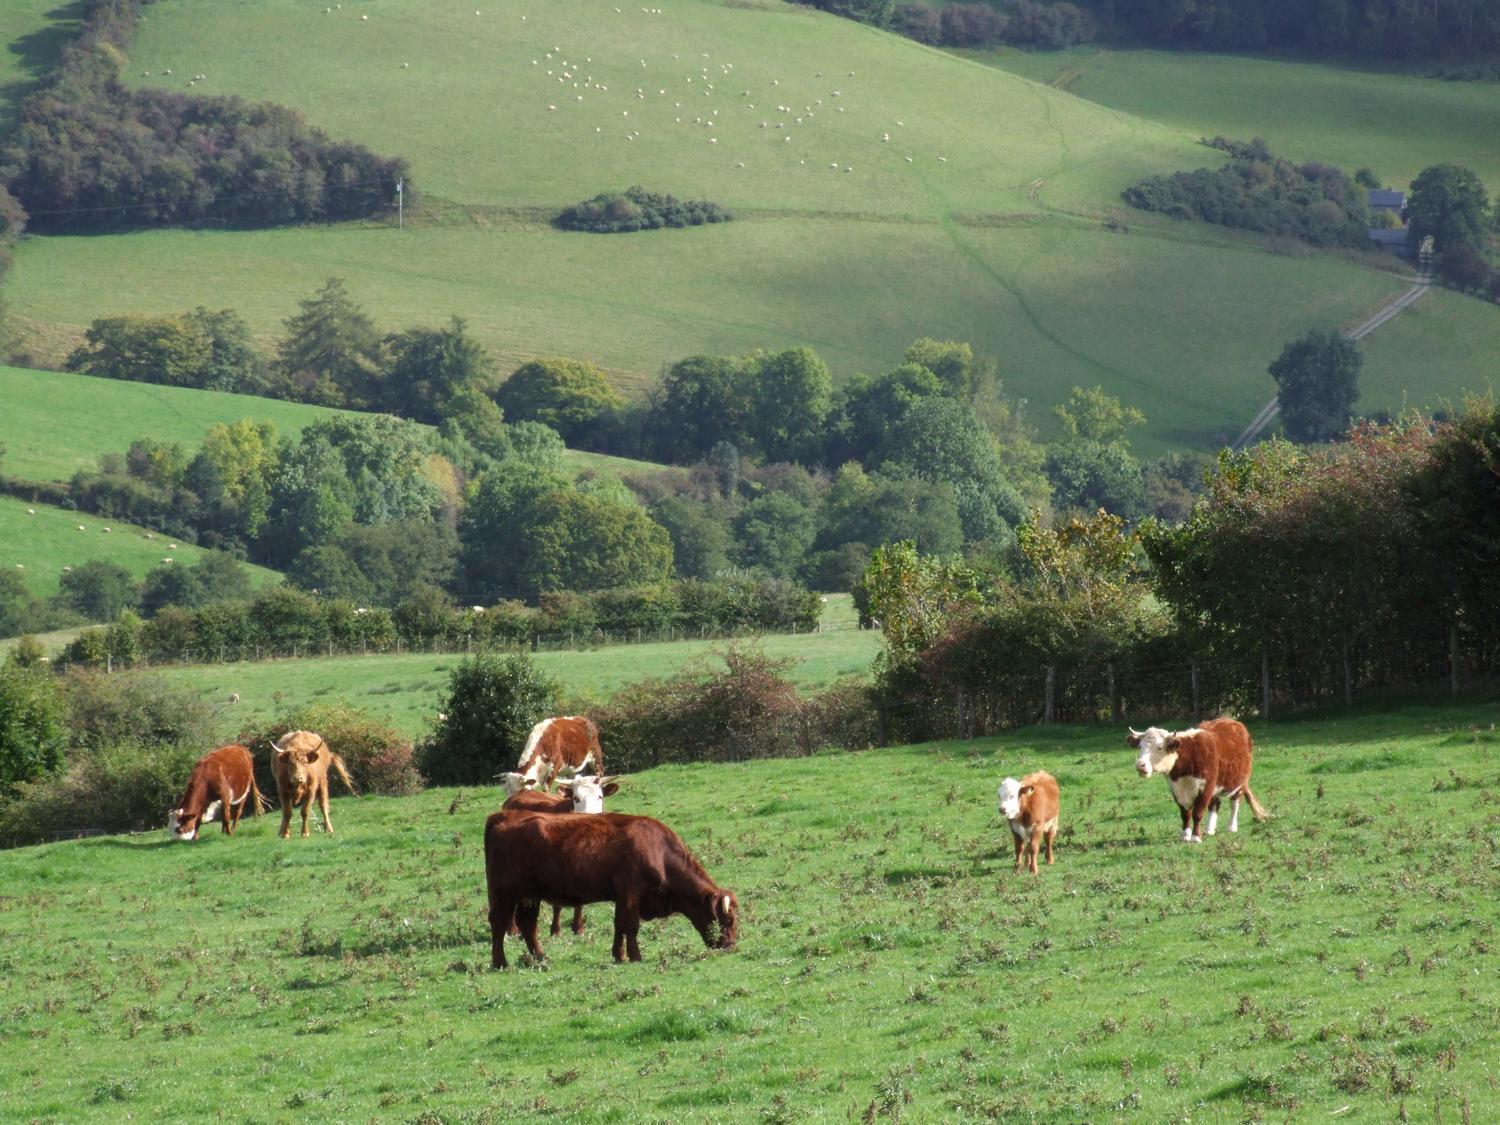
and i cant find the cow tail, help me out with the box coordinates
[321,738,359,796]
[1244,786,1269,821]
[249,773,268,817]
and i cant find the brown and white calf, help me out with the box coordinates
[997,771,1060,874]
[501,775,621,936]
[484,809,737,968]
[505,716,604,793]
[272,730,358,839]
[169,744,266,841]
[1128,718,1269,843]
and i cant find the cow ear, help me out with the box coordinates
[1019,785,1034,797]
[601,782,620,797]
[1165,736,1180,750]
[304,745,320,762]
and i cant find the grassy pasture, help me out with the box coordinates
[0,0,79,136]
[983,47,1500,193]
[3,703,1500,1119]
[0,366,663,483]
[157,595,878,740]
[8,0,1490,449]
[0,495,282,599]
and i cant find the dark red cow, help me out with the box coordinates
[1128,718,1269,843]
[484,809,738,968]
[169,744,266,842]
[501,775,619,936]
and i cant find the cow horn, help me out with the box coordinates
[1127,726,1142,738]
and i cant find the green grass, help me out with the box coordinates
[982,47,1500,193]
[9,0,1493,449]
[4,702,1499,1119]
[0,366,668,483]
[0,495,282,599]
[0,0,80,136]
[157,607,880,741]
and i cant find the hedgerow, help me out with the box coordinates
[556,187,731,233]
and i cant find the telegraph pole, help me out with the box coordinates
[396,178,404,229]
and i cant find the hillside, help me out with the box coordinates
[0,495,282,599]
[3,704,1498,1118]
[0,366,665,484]
[6,0,1487,450]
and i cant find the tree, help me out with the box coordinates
[511,491,674,599]
[0,656,66,797]
[1046,441,1148,520]
[903,338,994,401]
[744,347,833,463]
[1053,386,1146,445]
[1407,163,1492,254]
[1437,242,1493,292]
[418,652,559,786]
[65,314,213,387]
[276,278,385,407]
[57,560,138,621]
[182,307,266,393]
[1269,329,1362,443]
[859,541,980,665]
[815,463,964,559]
[650,497,735,580]
[383,316,494,421]
[735,492,817,579]
[495,357,623,445]
[650,355,750,462]
[0,570,43,638]
[832,363,945,464]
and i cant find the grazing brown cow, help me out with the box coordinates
[484,809,738,968]
[505,716,604,793]
[502,775,620,936]
[169,744,266,842]
[997,771,1060,874]
[272,730,357,839]
[1128,718,1269,843]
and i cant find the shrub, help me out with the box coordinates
[0,657,67,797]
[0,741,203,846]
[263,703,422,796]
[556,187,732,233]
[417,652,560,786]
[62,669,220,753]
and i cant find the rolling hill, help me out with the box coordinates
[5,0,1491,450]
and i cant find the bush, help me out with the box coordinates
[62,669,220,753]
[556,186,732,233]
[262,703,422,796]
[0,741,203,846]
[417,652,560,786]
[0,657,67,797]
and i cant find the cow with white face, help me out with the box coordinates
[1127,719,1268,842]
[996,770,1060,874]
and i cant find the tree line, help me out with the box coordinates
[0,0,406,234]
[810,0,1096,49]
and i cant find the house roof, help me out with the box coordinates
[1368,228,1409,247]
[1368,189,1406,208]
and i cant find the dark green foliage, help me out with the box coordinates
[651,356,750,463]
[1123,138,1372,248]
[649,496,735,580]
[735,492,818,580]
[744,348,834,464]
[289,519,458,606]
[494,357,623,446]
[65,307,267,395]
[61,670,219,754]
[556,186,731,233]
[0,571,45,638]
[0,656,66,797]
[1269,329,1363,443]
[58,560,138,621]
[813,463,964,580]
[382,316,494,422]
[1406,163,1492,255]
[1436,243,1494,292]
[139,552,254,615]
[417,652,559,786]
[0,0,405,233]
[276,279,386,409]
[1045,440,1148,520]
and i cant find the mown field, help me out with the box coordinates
[0,366,666,484]
[984,47,1500,193]
[4,702,1499,1120]
[0,495,282,600]
[7,0,1489,449]
[159,595,876,740]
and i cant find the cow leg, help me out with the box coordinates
[1205,795,1221,837]
[1012,833,1024,873]
[1189,787,1212,843]
[300,794,312,838]
[1044,827,1056,866]
[319,780,334,836]
[515,900,545,961]
[1228,795,1241,833]
[571,906,586,935]
[216,780,235,836]
[489,890,516,969]
[1178,803,1191,839]
[506,900,523,937]
[549,903,563,937]
[278,800,293,839]
[613,896,642,962]
[1026,830,1041,875]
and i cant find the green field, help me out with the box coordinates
[983,47,1500,193]
[0,495,282,599]
[4,703,1499,1119]
[158,597,878,740]
[0,366,666,484]
[0,0,79,135]
[6,0,1492,449]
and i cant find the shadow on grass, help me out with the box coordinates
[0,2,87,135]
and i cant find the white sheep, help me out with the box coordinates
[228,693,241,704]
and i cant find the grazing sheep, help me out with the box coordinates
[228,693,241,704]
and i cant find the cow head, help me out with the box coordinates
[996,777,1031,821]
[168,807,201,842]
[702,889,738,950]
[274,731,324,792]
[557,775,620,814]
[1129,726,1179,777]
[499,771,540,797]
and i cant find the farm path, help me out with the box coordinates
[1231,264,1432,450]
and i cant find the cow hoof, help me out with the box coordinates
[1190,836,1203,844]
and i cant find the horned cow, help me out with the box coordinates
[1128,718,1269,843]
[272,730,358,839]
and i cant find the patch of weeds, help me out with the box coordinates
[91,1078,135,1104]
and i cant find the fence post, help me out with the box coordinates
[876,702,887,747]
[955,691,967,740]
[1450,624,1460,697]
[1261,646,1271,721]
[1043,665,1056,725]
[106,653,112,675]
[1190,660,1200,722]
[1107,662,1121,723]
[1342,633,1353,706]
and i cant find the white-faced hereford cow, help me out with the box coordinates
[169,744,266,841]
[484,809,738,968]
[501,775,621,936]
[272,730,358,839]
[1128,718,1268,843]
[997,770,1060,875]
[506,716,604,793]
